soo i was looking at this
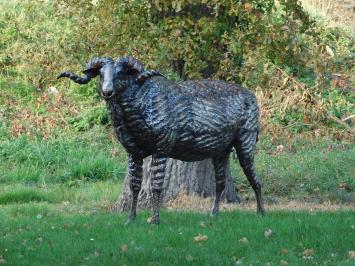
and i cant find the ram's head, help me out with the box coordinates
[58,56,164,99]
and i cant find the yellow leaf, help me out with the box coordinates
[120,244,128,253]
[303,249,314,256]
[238,237,249,244]
[264,229,272,238]
[194,234,208,242]
[326,46,334,57]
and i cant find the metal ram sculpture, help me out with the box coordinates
[58,56,265,224]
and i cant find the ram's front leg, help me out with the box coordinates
[149,154,167,224]
[125,154,143,225]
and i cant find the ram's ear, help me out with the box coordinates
[136,70,166,85]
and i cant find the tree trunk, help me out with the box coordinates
[113,157,240,212]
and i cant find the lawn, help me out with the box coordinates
[1,202,354,265]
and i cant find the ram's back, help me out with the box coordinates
[137,77,258,160]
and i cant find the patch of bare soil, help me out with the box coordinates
[330,0,355,28]
[300,0,355,29]
[166,194,355,212]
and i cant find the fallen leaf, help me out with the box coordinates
[264,229,272,238]
[238,237,249,245]
[194,234,208,242]
[281,248,289,254]
[339,182,351,191]
[120,244,128,254]
[235,259,243,265]
[244,3,252,11]
[48,87,58,95]
[303,249,314,256]
[349,250,355,259]
[199,222,206,228]
[186,255,193,262]
[146,217,152,223]
[283,77,289,86]
[325,45,334,57]
[0,256,6,264]
[276,145,284,153]
[280,260,288,265]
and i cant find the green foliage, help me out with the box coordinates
[68,105,109,131]
[0,0,353,137]
[323,88,354,119]
[114,0,318,81]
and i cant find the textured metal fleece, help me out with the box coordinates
[59,56,265,224]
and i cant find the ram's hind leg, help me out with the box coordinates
[149,154,167,224]
[234,130,265,214]
[126,155,143,225]
[211,154,229,216]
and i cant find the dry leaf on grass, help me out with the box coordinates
[280,260,289,265]
[349,250,355,259]
[199,222,206,228]
[326,45,335,57]
[281,248,289,254]
[238,237,249,244]
[264,229,272,238]
[120,244,128,254]
[194,234,208,242]
[303,249,314,256]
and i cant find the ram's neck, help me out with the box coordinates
[118,82,149,116]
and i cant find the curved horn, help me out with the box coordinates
[57,57,114,84]
[57,71,92,84]
[114,56,145,75]
[83,57,114,75]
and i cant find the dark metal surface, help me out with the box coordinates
[59,56,265,224]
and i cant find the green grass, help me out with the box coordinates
[1,132,354,203]
[232,139,355,203]
[0,128,127,184]
[0,181,121,206]
[0,204,354,265]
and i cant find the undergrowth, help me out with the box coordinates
[0,0,353,141]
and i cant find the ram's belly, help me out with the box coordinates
[160,129,234,161]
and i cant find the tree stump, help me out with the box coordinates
[113,157,240,212]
